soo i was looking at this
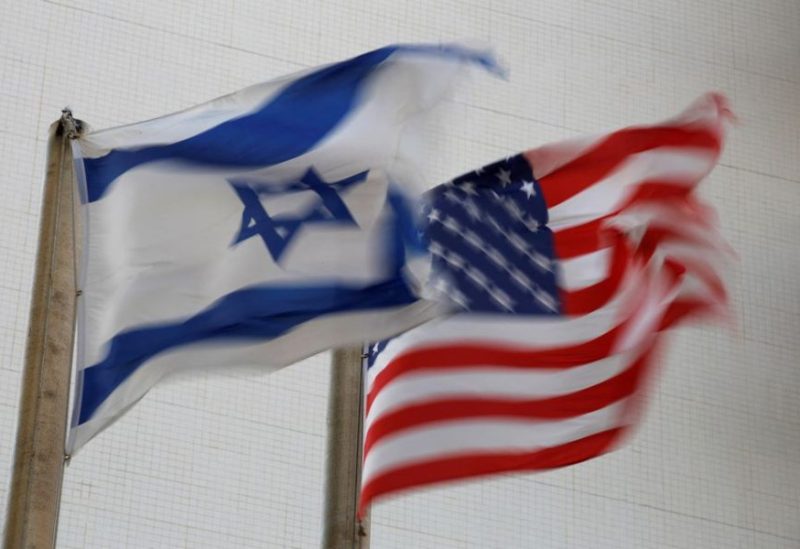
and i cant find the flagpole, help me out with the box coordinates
[321,347,370,549]
[3,111,81,549]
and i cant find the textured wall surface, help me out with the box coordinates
[1,1,798,547]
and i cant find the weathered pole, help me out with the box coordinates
[321,347,370,549]
[4,111,80,549]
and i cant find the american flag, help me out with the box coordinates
[359,93,734,512]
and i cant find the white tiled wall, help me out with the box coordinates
[1,1,798,547]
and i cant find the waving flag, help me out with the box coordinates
[360,93,734,511]
[68,44,502,452]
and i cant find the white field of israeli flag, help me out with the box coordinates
[68,44,502,453]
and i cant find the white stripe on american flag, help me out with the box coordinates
[547,147,719,230]
[365,349,639,428]
[363,401,629,481]
[558,247,612,291]
[359,93,733,513]
[366,280,640,385]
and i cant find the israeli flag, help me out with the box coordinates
[68,44,502,452]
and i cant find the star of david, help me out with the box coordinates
[228,168,368,261]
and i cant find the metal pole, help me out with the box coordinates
[4,112,80,549]
[321,347,370,549]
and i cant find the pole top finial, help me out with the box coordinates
[60,108,83,139]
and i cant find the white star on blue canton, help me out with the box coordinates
[444,251,466,270]
[530,252,552,272]
[488,287,515,312]
[449,288,471,309]
[484,246,509,269]
[502,199,525,220]
[462,230,483,249]
[463,199,481,221]
[465,266,490,289]
[523,216,540,232]
[461,182,478,196]
[486,216,504,233]
[429,241,445,257]
[507,267,533,290]
[431,276,451,296]
[496,168,512,187]
[442,216,461,234]
[532,287,558,311]
[520,180,536,199]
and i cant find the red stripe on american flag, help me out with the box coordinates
[533,125,721,208]
[366,327,623,413]
[551,218,613,259]
[363,354,648,457]
[548,181,701,260]
[359,428,625,515]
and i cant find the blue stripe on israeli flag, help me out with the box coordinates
[68,43,501,452]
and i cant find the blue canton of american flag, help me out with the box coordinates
[422,155,561,315]
[367,154,560,369]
